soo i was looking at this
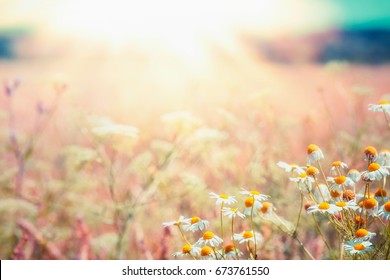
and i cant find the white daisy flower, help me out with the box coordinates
[364,146,378,162]
[200,246,215,260]
[194,231,223,247]
[374,188,388,203]
[330,161,348,175]
[239,188,270,202]
[222,207,246,219]
[327,176,355,191]
[290,173,315,192]
[162,216,190,228]
[378,201,390,220]
[259,202,275,218]
[306,144,324,164]
[307,202,339,215]
[313,184,331,203]
[347,169,361,183]
[233,231,263,244]
[243,197,262,216]
[344,240,374,255]
[183,216,210,232]
[361,163,389,181]
[221,244,243,259]
[362,197,379,217]
[173,244,201,258]
[334,200,359,212]
[209,192,237,205]
[277,162,305,174]
[354,228,376,242]
[368,100,390,114]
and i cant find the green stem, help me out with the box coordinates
[250,202,257,259]
[231,216,239,260]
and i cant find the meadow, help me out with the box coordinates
[1,41,390,260]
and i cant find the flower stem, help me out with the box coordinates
[250,202,257,259]
[231,216,239,260]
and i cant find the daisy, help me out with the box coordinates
[194,231,223,247]
[306,166,320,177]
[173,244,201,258]
[377,149,390,166]
[233,231,263,244]
[368,100,390,114]
[362,197,379,217]
[327,175,355,191]
[374,188,388,203]
[361,163,389,181]
[347,169,361,183]
[239,188,270,202]
[290,173,314,192]
[307,202,339,215]
[162,216,190,228]
[222,207,246,219]
[354,228,376,241]
[307,144,324,164]
[378,201,390,220]
[259,202,275,218]
[276,162,305,174]
[222,244,243,259]
[200,246,215,260]
[364,146,377,162]
[330,161,348,175]
[243,196,262,216]
[344,240,374,255]
[209,192,237,205]
[334,200,359,212]
[343,189,356,201]
[183,216,210,232]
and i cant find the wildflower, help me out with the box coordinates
[362,197,379,216]
[364,146,377,162]
[162,216,190,228]
[378,201,390,220]
[239,188,270,202]
[290,172,314,192]
[200,246,214,260]
[374,188,388,203]
[361,163,389,181]
[306,166,320,177]
[327,176,354,191]
[304,201,316,211]
[209,192,237,205]
[313,184,331,202]
[307,144,324,164]
[368,100,390,114]
[344,240,374,255]
[347,169,361,183]
[243,197,262,216]
[355,216,366,227]
[330,161,348,175]
[259,202,275,217]
[354,229,376,241]
[330,189,342,199]
[343,189,356,201]
[222,207,246,219]
[377,149,390,166]
[233,231,263,244]
[222,244,243,259]
[173,244,201,257]
[277,162,305,174]
[334,200,359,212]
[307,202,339,215]
[183,216,210,232]
[194,231,223,247]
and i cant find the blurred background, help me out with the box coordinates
[1,0,390,260]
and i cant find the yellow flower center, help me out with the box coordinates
[306,166,319,176]
[182,244,192,254]
[307,144,320,154]
[250,191,260,195]
[191,216,201,224]
[334,176,346,184]
[378,100,390,105]
[330,190,342,198]
[243,231,254,239]
[355,229,368,238]
[336,201,346,208]
[224,244,235,253]
[299,173,307,178]
[355,216,366,226]
[219,194,228,199]
[363,198,377,209]
[368,163,381,172]
[200,246,212,256]
[384,202,390,213]
[353,244,365,251]
[231,208,238,212]
[364,146,377,157]
[203,231,215,240]
[318,202,330,210]
[261,202,271,214]
[245,197,254,207]
[332,161,342,167]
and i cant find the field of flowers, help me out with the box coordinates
[1,45,390,260]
